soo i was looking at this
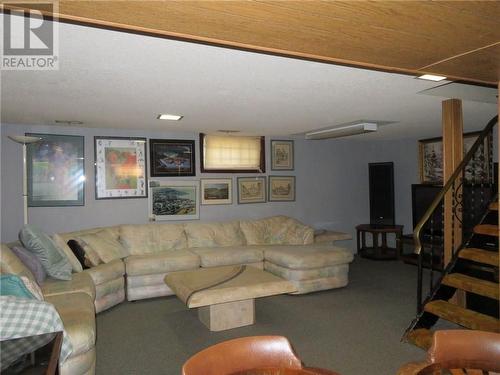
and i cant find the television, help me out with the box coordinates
[411,184,443,237]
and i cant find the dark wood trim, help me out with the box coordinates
[199,133,266,174]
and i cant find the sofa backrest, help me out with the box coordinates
[240,216,314,245]
[0,243,37,283]
[119,224,187,255]
[184,221,245,248]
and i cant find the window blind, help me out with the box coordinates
[203,135,262,170]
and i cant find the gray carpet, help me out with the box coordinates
[95,257,429,375]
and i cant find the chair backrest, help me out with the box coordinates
[182,336,303,375]
[423,330,500,373]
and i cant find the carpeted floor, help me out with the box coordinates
[95,257,430,375]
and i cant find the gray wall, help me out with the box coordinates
[1,123,420,250]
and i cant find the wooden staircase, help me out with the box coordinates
[406,200,499,350]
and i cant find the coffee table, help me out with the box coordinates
[165,265,297,331]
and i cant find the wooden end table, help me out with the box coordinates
[355,224,403,260]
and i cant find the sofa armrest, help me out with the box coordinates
[314,230,352,244]
[83,259,125,286]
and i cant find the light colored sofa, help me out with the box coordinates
[1,215,352,374]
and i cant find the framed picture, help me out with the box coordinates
[149,180,199,220]
[26,133,85,207]
[271,140,294,170]
[201,178,232,205]
[269,176,296,202]
[237,176,266,204]
[94,137,147,199]
[418,131,491,184]
[150,139,195,177]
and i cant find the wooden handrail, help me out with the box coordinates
[413,115,498,255]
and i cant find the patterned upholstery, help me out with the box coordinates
[184,221,245,248]
[41,272,96,300]
[263,244,353,269]
[190,246,264,267]
[240,216,314,245]
[120,224,187,254]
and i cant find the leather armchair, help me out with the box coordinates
[182,336,340,375]
[398,330,500,375]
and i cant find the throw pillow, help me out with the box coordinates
[52,233,84,273]
[11,246,47,285]
[0,274,37,300]
[67,240,90,269]
[19,276,44,301]
[76,232,126,263]
[19,225,73,281]
[72,238,103,267]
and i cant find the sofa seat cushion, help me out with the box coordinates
[125,251,200,276]
[44,292,96,357]
[83,259,124,286]
[263,245,353,270]
[240,216,315,245]
[190,246,263,267]
[120,224,187,255]
[184,221,245,248]
[264,261,349,281]
[42,271,96,300]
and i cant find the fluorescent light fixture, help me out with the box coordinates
[157,114,183,121]
[417,74,447,82]
[305,122,378,140]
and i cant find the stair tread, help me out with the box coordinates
[490,201,499,211]
[443,273,499,300]
[424,300,499,332]
[459,248,499,266]
[473,224,499,237]
[406,328,433,350]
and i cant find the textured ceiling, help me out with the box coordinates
[1,18,497,140]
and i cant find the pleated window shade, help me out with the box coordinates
[203,135,263,171]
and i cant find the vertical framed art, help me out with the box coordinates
[271,140,294,170]
[26,133,85,207]
[94,137,147,199]
[149,139,196,177]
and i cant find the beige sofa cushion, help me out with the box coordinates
[190,246,264,267]
[45,292,96,357]
[125,250,200,276]
[184,221,245,248]
[0,244,37,283]
[120,224,187,255]
[263,244,353,270]
[42,271,96,300]
[76,231,128,263]
[240,216,314,245]
[83,259,124,286]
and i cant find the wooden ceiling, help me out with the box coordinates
[3,1,499,86]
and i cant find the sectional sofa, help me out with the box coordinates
[0,215,353,375]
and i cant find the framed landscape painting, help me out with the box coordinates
[201,178,232,205]
[269,176,295,202]
[95,137,147,199]
[271,140,294,170]
[150,139,195,177]
[237,176,266,204]
[26,133,85,207]
[149,180,199,220]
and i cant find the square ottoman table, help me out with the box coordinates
[165,265,297,331]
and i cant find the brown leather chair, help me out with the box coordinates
[182,336,340,375]
[398,330,500,375]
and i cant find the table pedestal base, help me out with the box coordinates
[198,299,255,331]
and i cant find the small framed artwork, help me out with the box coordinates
[26,133,85,207]
[149,180,199,221]
[269,176,296,202]
[150,139,195,177]
[95,137,147,199]
[237,176,266,204]
[271,140,294,170]
[201,178,232,205]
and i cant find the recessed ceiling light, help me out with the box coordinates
[55,120,84,125]
[157,114,183,121]
[417,74,447,82]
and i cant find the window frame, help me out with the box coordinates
[199,133,266,173]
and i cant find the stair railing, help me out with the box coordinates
[414,115,497,313]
